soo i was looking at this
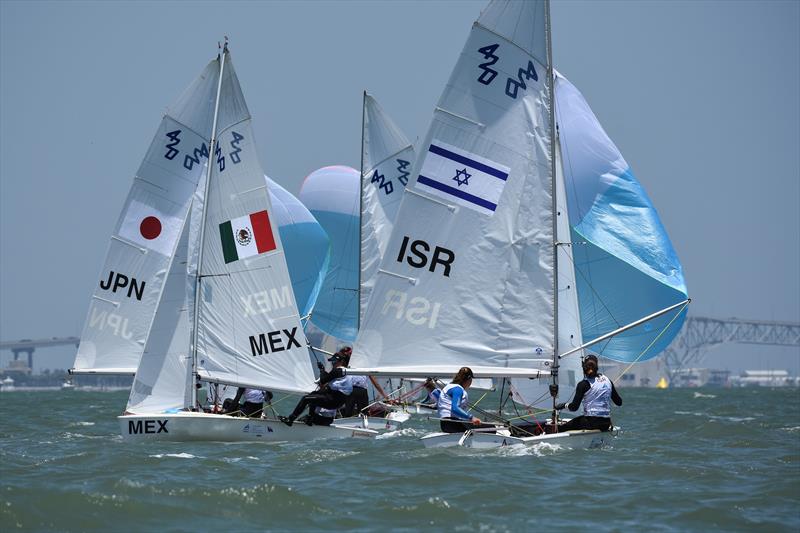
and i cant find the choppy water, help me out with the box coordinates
[1,387,798,531]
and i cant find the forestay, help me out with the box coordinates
[73,60,220,374]
[555,72,688,362]
[193,51,316,394]
[352,0,556,376]
[360,93,416,322]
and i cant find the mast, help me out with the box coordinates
[190,39,227,409]
[357,90,366,333]
[545,0,560,426]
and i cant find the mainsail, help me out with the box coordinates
[351,0,554,378]
[555,72,688,362]
[360,93,416,324]
[192,49,316,394]
[72,59,220,375]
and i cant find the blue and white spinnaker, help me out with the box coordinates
[555,72,688,362]
[299,166,360,341]
[266,176,330,318]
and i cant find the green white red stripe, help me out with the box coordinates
[219,210,276,264]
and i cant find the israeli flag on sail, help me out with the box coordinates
[416,140,510,216]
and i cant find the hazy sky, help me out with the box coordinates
[1,0,798,375]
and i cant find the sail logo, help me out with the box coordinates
[89,307,133,340]
[381,290,441,329]
[476,43,539,100]
[100,271,146,301]
[219,210,277,264]
[127,419,168,434]
[118,199,183,256]
[396,236,455,277]
[249,327,301,356]
[416,141,510,216]
[241,286,293,317]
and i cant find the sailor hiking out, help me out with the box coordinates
[280,349,352,426]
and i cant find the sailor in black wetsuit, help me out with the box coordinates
[555,354,622,432]
[279,351,352,426]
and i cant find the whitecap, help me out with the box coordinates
[149,452,201,459]
[693,392,716,399]
[376,427,424,439]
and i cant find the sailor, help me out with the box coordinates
[298,406,337,427]
[555,354,622,432]
[437,367,484,433]
[230,387,273,418]
[279,351,353,426]
[342,373,369,417]
[420,378,441,408]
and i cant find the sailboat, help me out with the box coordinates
[349,0,689,449]
[70,41,376,441]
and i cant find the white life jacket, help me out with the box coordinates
[243,389,266,404]
[350,374,368,389]
[329,374,353,395]
[437,383,468,419]
[582,375,612,417]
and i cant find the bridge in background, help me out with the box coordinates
[0,337,80,371]
[1,316,798,377]
[662,317,800,378]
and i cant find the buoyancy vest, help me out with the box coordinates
[582,375,612,417]
[437,383,468,419]
[243,389,266,404]
[350,374,368,389]
[329,374,353,395]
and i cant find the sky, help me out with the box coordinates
[1,0,798,375]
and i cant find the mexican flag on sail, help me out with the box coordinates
[219,210,277,264]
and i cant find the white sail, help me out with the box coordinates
[126,224,193,413]
[360,93,416,321]
[193,51,316,395]
[72,60,220,375]
[511,136,583,407]
[352,0,555,377]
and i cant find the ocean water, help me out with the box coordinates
[1,387,798,532]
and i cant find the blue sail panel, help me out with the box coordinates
[267,176,331,318]
[556,73,688,362]
[299,166,361,341]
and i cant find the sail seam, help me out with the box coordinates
[404,187,457,211]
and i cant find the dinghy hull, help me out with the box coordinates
[420,427,619,449]
[119,412,377,442]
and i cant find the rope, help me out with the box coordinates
[612,301,690,384]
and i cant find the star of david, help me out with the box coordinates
[453,168,471,187]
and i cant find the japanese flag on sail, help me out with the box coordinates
[219,210,276,264]
[118,199,183,256]
[416,140,510,216]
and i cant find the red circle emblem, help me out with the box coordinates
[140,216,162,240]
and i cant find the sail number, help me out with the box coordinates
[370,159,411,196]
[163,130,245,172]
[477,43,538,99]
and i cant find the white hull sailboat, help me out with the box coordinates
[349,0,689,451]
[119,412,377,442]
[74,41,377,443]
[420,426,619,450]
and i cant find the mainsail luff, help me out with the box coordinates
[352,0,556,375]
[190,44,227,409]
